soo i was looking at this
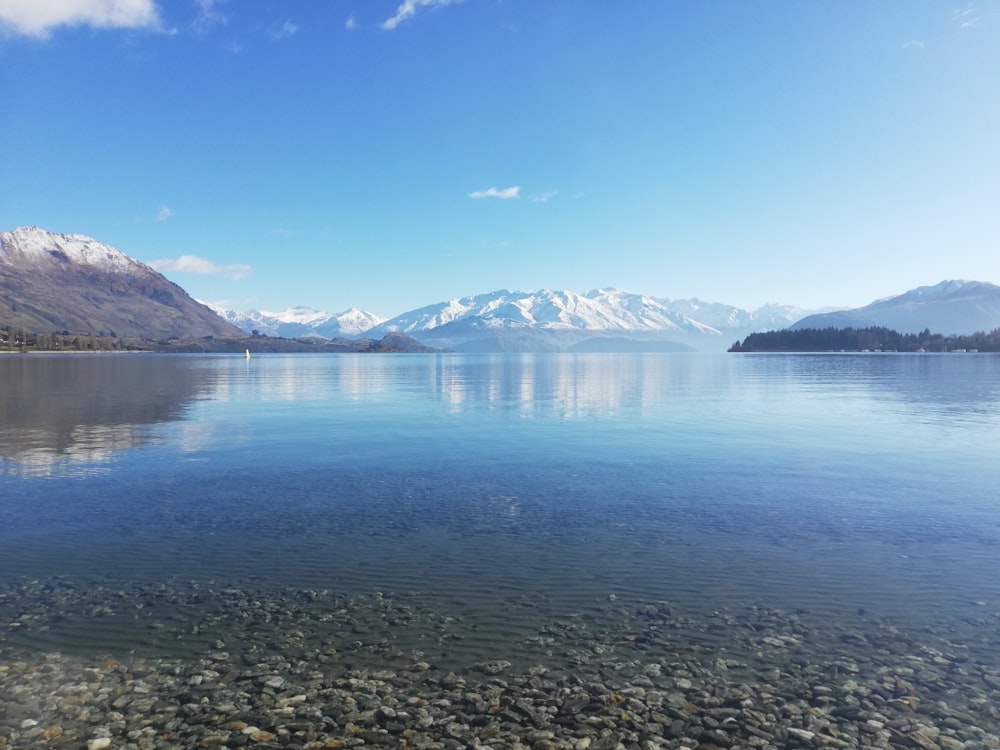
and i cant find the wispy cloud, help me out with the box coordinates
[270,228,298,240]
[193,0,227,34]
[954,6,983,28]
[381,0,461,31]
[469,186,521,200]
[155,205,173,222]
[0,0,161,38]
[150,254,251,279]
[269,20,298,40]
[345,14,358,31]
[902,39,925,49]
[529,190,558,203]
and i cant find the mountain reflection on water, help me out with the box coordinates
[3,352,1000,479]
[3,351,1000,750]
[2,352,1000,647]
[0,354,218,476]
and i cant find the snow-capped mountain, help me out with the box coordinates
[356,288,814,352]
[0,226,243,339]
[208,288,818,352]
[33,225,998,352]
[367,288,719,336]
[207,304,386,339]
[666,298,817,333]
[790,280,1000,335]
[1,225,146,274]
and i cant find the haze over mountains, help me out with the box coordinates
[3,227,1000,351]
[790,280,1000,336]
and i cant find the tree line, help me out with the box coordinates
[729,326,1000,353]
[0,324,433,354]
[0,325,142,352]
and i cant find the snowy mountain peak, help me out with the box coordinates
[792,280,1000,335]
[258,306,334,326]
[871,279,982,305]
[367,288,725,337]
[210,304,386,338]
[0,226,243,339]
[902,280,979,299]
[0,226,143,274]
[202,285,828,351]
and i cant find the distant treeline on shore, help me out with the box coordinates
[730,326,1000,353]
[0,326,435,354]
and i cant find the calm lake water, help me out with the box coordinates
[3,351,1000,668]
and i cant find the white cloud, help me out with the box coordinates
[529,190,558,203]
[345,14,358,31]
[269,20,298,40]
[155,205,173,221]
[381,0,461,31]
[0,0,161,38]
[149,254,251,279]
[469,186,521,200]
[901,39,925,49]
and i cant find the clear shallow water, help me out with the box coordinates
[3,352,1000,664]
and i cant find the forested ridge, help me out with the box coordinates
[729,326,1000,353]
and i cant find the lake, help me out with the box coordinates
[3,352,1000,749]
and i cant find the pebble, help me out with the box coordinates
[2,577,1000,750]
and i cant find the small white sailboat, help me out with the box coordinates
[245,348,251,359]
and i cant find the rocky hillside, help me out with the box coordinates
[0,227,243,340]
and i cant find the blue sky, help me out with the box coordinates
[2,1,998,317]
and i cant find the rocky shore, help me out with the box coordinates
[3,578,1000,750]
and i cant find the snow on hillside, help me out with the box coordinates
[368,288,725,336]
[0,226,244,339]
[664,297,812,332]
[206,304,386,338]
[316,308,386,337]
[211,287,821,351]
[8,226,991,345]
[790,280,1000,335]
[873,279,987,305]
[3,225,837,348]
[0,226,143,273]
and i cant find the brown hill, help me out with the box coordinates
[0,226,244,340]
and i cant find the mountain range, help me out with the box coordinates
[207,304,386,340]
[207,283,1000,352]
[3,227,1000,350]
[211,289,816,352]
